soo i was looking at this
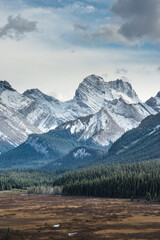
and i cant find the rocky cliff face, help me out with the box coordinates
[60,75,156,146]
[106,113,160,164]
[74,75,140,112]
[146,91,160,113]
[60,99,155,147]
[0,81,41,153]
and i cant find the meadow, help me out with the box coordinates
[0,194,160,240]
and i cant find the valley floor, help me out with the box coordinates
[0,194,160,240]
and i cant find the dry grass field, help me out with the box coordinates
[0,194,160,240]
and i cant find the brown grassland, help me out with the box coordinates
[0,194,160,240]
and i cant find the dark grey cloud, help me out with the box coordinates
[0,15,37,40]
[111,0,160,41]
[157,66,160,71]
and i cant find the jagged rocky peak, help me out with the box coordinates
[24,88,49,98]
[74,75,139,112]
[107,79,133,95]
[24,88,60,103]
[107,79,131,89]
[75,75,105,100]
[146,91,160,113]
[156,91,160,98]
[84,74,104,85]
[74,75,106,112]
[106,79,140,104]
[0,80,15,91]
[24,88,41,95]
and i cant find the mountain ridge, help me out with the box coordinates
[103,112,160,165]
[0,74,159,157]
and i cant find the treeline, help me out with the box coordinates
[0,170,55,191]
[53,160,160,200]
[2,160,160,201]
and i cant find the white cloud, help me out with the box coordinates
[68,2,95,14]
[0,36,159,102]
[0,0,159,104]
[115,68,128,74]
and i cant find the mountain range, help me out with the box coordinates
[0,75,159,170]
[40,112,160,172]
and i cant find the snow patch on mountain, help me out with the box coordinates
[148,124,160,136]
[106,79,139,104]
[73,148,91,159]
[62,108,124,146]
[1,89,33,111]
[0,101,40,148]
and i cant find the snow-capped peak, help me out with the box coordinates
[106,79,140,104]
[74,75,106,112]
[156,91,160,98]
[0,75,159,154]
[24,88,60,104]
[74,75,140,113]
[146,91,160,113]
[0,80,15,92]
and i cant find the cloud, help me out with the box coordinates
[74,0,160,45]
[77,23,136,45]
[157,65,160,71]
[111,0,160,41]
[115,68,128,74]
[0,15,37,40]
[101,73,108,79]
[48,90,67,102]
[120,75,130,82]
[91,23,131,44]
[74,23,89,31]
[68,2,95,14]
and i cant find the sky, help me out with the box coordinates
[0,0,160,102]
